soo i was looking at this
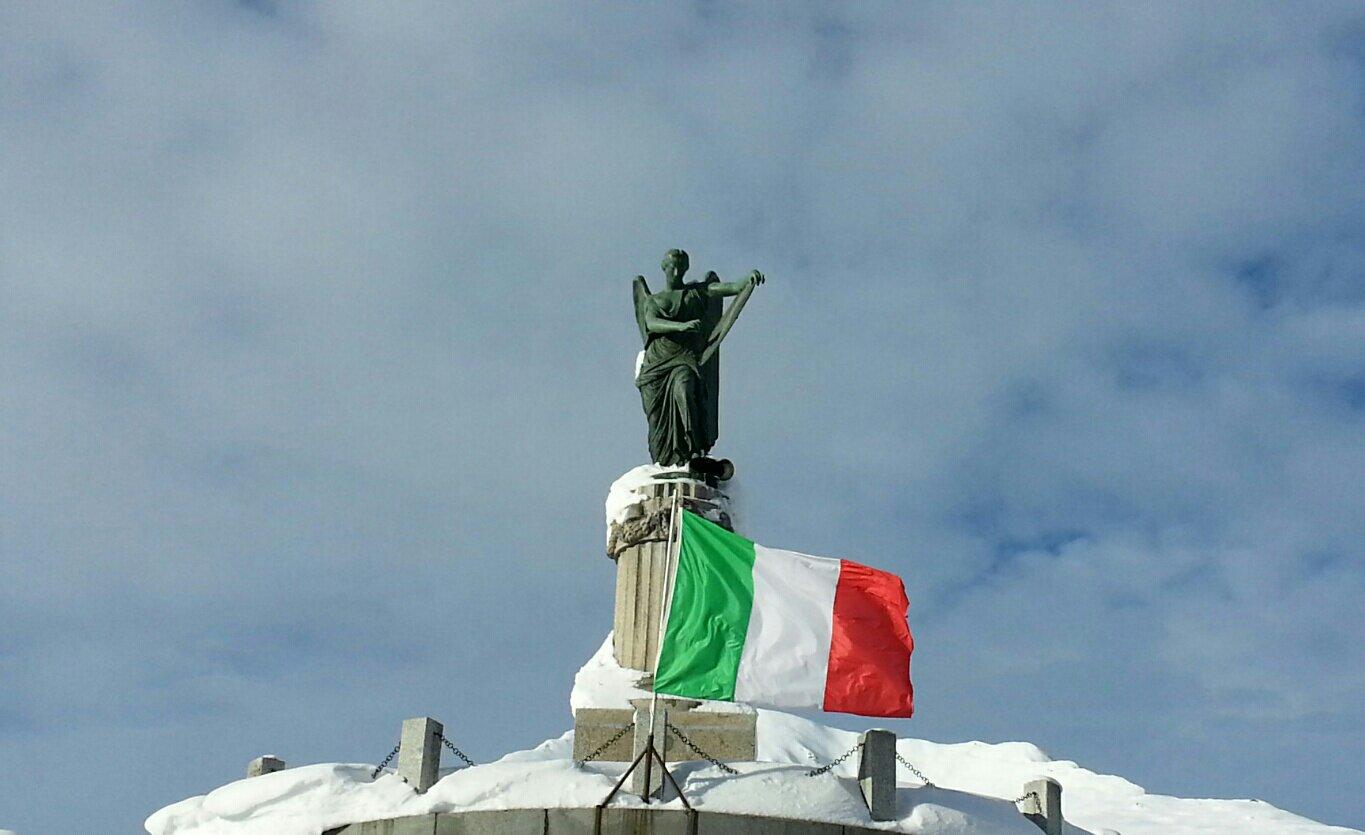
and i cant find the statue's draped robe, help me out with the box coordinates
[636,286,716,466]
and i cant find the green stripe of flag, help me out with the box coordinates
[654,511,756,700]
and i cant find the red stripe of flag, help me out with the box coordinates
[822,559,915,718]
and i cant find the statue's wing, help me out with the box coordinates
[632,276,651,344]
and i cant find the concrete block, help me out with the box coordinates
[543,807,595,835]
[549,807,694,835]
[697,812,846,834]
[338,816,437,835]
[666,708,757,762]
[572,700,756,766]
[1021,777,1063,835]
[398,717,443,793]
[433,809,545,834]
[334,807,888,834]
[857,729,896,821]
[247,755,285,777]
[612,808,692,835]
[570,708,636,762]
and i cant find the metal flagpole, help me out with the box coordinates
[641,484,684,800]
[650,486,683,711]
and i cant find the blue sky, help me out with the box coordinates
[2,3,1363,833]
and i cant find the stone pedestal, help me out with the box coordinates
[573,466,754,767]
[607,473,732,673]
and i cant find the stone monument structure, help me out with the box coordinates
[570,250,767,779]
[612,248,764,671]
[190,249,1074,835]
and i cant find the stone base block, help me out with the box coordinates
[571,708,637,763]
[572,702,756,764]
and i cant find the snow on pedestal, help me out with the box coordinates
[146,636,1361,835]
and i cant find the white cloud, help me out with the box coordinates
[0,2,1361,831]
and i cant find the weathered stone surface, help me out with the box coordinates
[331,815,436,834]
[856,730,895,821]
[335,807,873,834]
[612,539,670,671]
[398,717,443,793]
[664,708,757,762]
[432,809,546,834]
[571,708,637,763]
[1021,776,1063,835]
[247,755,285,777]
[606,503,670,558]
[573,701,755,765]
[547,807,694,835]
[607,487,732,560]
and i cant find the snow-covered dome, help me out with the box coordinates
[145,635,1355,835]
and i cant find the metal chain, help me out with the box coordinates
[370,744,400,779]
[805,741,863,777]
[666,722,740,775]
[895,751,935,787]
[575,721,635,767]
[1012,789,1040,806]
[438,733,476,768]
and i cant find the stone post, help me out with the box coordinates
[629,699,669,799]
[247,755,285,777]
[1020,777,1063,835]
[857,730,897,821]
[398,717,443,793]
[608,476,732,672]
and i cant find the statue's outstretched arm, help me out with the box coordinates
[645,309,701,335]
[705,270,765,297]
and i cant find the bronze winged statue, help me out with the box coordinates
[632,249,764,470]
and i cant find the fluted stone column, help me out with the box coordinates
[607,475,732,672]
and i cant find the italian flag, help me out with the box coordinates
[654,510,914,718]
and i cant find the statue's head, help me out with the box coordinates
[661,249,690,281]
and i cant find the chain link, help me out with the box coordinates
[805,741,863,777]
[438,733,476,768]
[575,721,635,767]
[1012,789,1040,807]
[895,751,935,787]
[370,744,400,780]
[666,722,740,775]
